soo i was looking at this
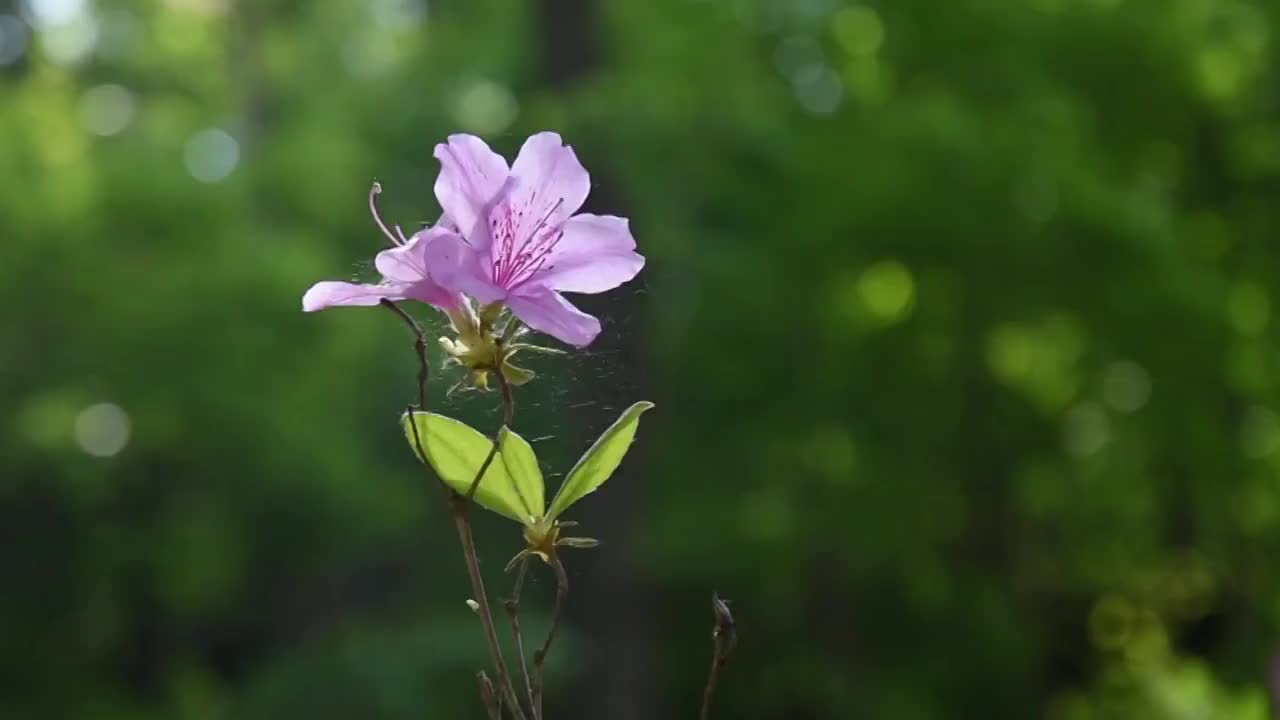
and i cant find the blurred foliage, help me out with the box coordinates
[2,0,1279,718]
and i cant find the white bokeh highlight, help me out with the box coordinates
[74,402,131,458]
[183,128,240,183]
[78,83,136,136]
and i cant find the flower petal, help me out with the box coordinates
[302,281,407,311]
[404,279,465,311]
[374,236,428,283]
[507,288,601,347]
[374,224,456,280]
[433,134,510,245]
[532,214,645,294]
[422,231,507,304]
[508,132,591,239]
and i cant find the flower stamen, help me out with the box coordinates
[492,197,566,289]
[369,181,403,247]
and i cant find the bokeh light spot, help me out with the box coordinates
[371,0,426,29]
[183,128,240,183]
[1121,609,1169,671]
[74,402,131,458]
[986,315,1084,413]
[20,0,85,28]
[341,32,397,79]
[1195,47,1246,100]
[0,14,29,66]
[792,64,843,115]
[1102,361,1151,413]
[452,80,519,136]
[832,5,883,57]
[78,84,136,137]
[774,34,823,80]
[1062,402,1109,458]
[38,10,96,66]
[857,260,915,324]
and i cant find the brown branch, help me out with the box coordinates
[531,555,569,720]
[699,594,737,720]
[449,499,527,720]
[477,671,502,720]
[504,557,537,715]
[464,365,514,500]
[392,305,528,720]
[379,299,429,411]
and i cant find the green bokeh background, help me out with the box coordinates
[3,0,1280,717]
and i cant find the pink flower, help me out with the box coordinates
[302,184,464,313]
[423,132,645,347]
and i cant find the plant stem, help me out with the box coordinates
[505,558,537,715]
[477,671,502,720]
[388,302,528,720]
[532,555,569,720]
[464,368,513,500]
[379,299,429,411]
[699,594,737,720]
[449,496,527,720]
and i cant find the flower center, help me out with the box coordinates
[490,196,564,290]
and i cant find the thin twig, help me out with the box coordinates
[449,499,528,720]
[463,367,514,500]
[699,593,737,720]
[532,555,569,720]
[449,362,525,717]
[379,299,429,411]
[477,671,502,720]
[504,558,537,715]
[392,306,528,720]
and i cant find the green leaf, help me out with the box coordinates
[546,401,654,520]
[502,363,535,386]
[497,427,545,524]
[400,411,525,523]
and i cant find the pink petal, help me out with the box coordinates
[374,225,453,282]
[374,239,428,283]
[433,135,510,246]
[507,132,591,241]
[368,228,466,310]
[302,281,407,311]
[533,214,645,294]
[507,288,602,347]
[422,232,507,304]
[403,279,466,311]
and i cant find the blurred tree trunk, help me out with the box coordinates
[532,2,659,719]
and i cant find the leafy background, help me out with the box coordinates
[3,0,1280,718]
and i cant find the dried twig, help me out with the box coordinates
[531,555,569,719]
[379,299,429,411]
[504,557,537,714]
[699,593,737,720]
[477,671,502,720]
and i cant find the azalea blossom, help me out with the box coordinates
[302,183,464,314]
[423,132,645,347]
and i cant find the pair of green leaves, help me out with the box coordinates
[400,401,654,527]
